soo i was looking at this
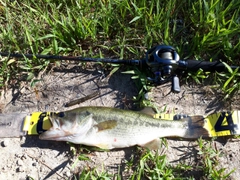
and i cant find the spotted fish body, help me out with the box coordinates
[39,107,208,149]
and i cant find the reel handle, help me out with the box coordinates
[172,75,181,93]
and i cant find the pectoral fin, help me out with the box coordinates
[141,138,161,150]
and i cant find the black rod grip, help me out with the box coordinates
[185,60,226,72]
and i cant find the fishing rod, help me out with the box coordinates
[0,45,238,93]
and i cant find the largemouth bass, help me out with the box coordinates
[39,107,209,149]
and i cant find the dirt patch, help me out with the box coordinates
[0,64,240,179]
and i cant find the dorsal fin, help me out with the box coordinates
[139,107,157,116]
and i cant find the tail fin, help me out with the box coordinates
[185,116,210,139]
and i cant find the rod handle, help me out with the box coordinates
[185,60,226,72]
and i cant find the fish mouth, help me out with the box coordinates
[39,127,73,141]
[39,114,73,141]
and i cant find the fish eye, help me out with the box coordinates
[57,112,65,117]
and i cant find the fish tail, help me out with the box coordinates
[185,116,210,139]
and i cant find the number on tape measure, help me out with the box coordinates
[214,112,238,134]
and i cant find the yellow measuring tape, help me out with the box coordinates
[23,112,52,135]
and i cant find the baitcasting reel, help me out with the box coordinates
[145,45,181,93]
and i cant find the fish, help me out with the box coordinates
[39,106,209,149]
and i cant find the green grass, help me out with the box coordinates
[0,0,239,97]
[0,0,239,179]
[71,139,234,180]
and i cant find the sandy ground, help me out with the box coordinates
[0,63,240,179]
